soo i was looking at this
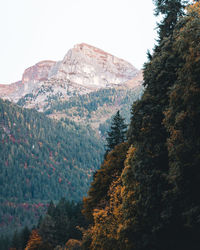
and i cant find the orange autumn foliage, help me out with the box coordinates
[82,145,137,250]
[25,230,43,250]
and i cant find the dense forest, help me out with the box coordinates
[81,1,200,249]
[2,0,200,249]
[0,99,104,237]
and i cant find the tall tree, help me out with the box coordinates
[105,111,127,154]
[153,0,186,41]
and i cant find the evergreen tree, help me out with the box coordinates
[38,199,87,248]
[105,111,127,154]
[39,214,56,248]
[153,0,186,41]
[11,230,20,250]
[0,235,10,250]
[47,201,56,217]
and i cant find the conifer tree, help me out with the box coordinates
[11,230,20,250]
[105,111,127,154]
[47,200,56,217]
[153,0,186,41]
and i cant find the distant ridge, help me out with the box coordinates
[0,43,142,108]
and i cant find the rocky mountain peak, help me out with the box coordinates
[0,43,142,108]
[22,60,56,84]
[53,43,138,88]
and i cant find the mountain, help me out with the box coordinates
[0,43,143,237]
[0,43,143,135]
[0,98,104,235]
[0,43,142,115]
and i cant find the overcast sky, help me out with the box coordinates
[0,0,158,84]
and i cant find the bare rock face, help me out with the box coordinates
[0,43,142,109]
[22,60,56,84]
[53,43,137,88]
[0,61,56,102]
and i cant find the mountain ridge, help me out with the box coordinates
[0,43,142,108]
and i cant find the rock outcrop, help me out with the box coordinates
[0,43,142,110]
[22,60,56,84]
[53,43,137,88]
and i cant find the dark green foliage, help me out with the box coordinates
[11,230,21,249]
[121,1,190,249]
[153,0,186,41]
[163,5,200,249]
[9,226,31,250]
[124,34,179,250]
[38,199,88,248]
[17,82,143,149]
[47,200,56,217]
[21,226,31,249]
[0,98,104,236]
[0,201,47,240]
[0,235,10,250]
[106,111,127,153]
[81,1,199,249]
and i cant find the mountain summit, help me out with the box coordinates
[0,43,141,110]
[54,43,137,87]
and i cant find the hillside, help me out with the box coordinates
[0,98,104,235]
[40,85,143,134]
[0,43,143,240]
[0,43,143,135]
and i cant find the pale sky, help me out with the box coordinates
[0,0,158,84]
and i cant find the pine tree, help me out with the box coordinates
[39,214,56,248]
[153,0,186,41]
[105,111,127,154]
[47,200,56,217]
[11,230,20,250]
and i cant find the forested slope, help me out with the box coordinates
[41,86,143,135]
[0,99,104,235]
[3,1,200,249]
[81,1,200,250]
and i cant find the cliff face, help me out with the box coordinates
[53,43,137,88]
[0,43,142,110]
[22,60,56,84]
